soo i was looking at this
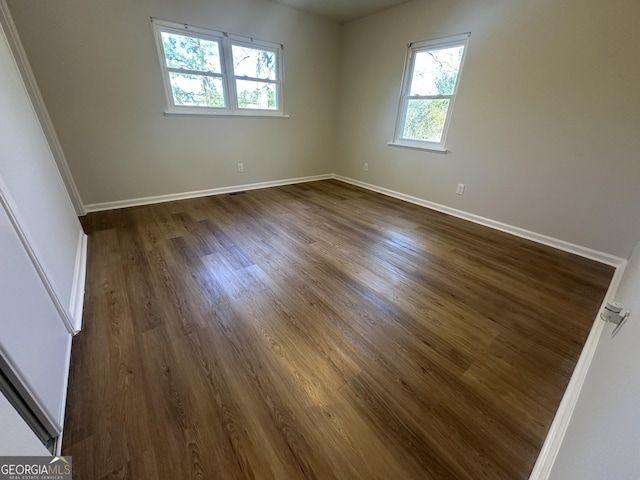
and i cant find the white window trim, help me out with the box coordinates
[390,32,470,153]
[151,18,286,118]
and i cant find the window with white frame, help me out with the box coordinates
[152,19,284,116]
[392,33,469,152]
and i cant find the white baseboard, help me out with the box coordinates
[55,233,86,454]
[333,175,625,267]
[83,174,333,213]
[57,231,87,451]
[68,231,87,334]
[84,172,625,267]
[528,261,627,479]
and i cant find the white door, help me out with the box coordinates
[0,199,72,435]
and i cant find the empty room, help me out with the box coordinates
[0,0,639,478]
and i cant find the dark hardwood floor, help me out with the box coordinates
[64,180,614,479]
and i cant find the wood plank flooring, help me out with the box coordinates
[63,180,614,479]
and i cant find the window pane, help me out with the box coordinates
[402,99,450,142]
[168,72,225,107]
[409,45,464,96]
[236,80,277,110]
[161,31,221,73]
[232,45,276,80]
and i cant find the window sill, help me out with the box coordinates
[387,141,448,154]
[164,110,290,119]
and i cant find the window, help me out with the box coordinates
[152,19,285,117]
[392,33,469,152]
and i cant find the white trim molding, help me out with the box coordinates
[84,174,333,212]
[68,231,88,334]
[333,175,625,267]
[86,172,626,268]
[84,172,626,267]
[0,0,85,216]
[387,141,448,154]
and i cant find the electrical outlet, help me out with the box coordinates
[237,163,244,173]
[363,163,369,172]
[456,183,465,195]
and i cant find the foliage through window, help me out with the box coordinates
[152,19,284,116]
[393,33,469,151]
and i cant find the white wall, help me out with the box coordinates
[335,0,640,259]
[549,239,640,479]
[6,0,341,207]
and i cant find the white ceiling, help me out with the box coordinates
[269,0,413,23]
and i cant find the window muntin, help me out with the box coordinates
[152,19,284,116]
[393,34,469,151]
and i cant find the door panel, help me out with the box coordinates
[0,201,71,434]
